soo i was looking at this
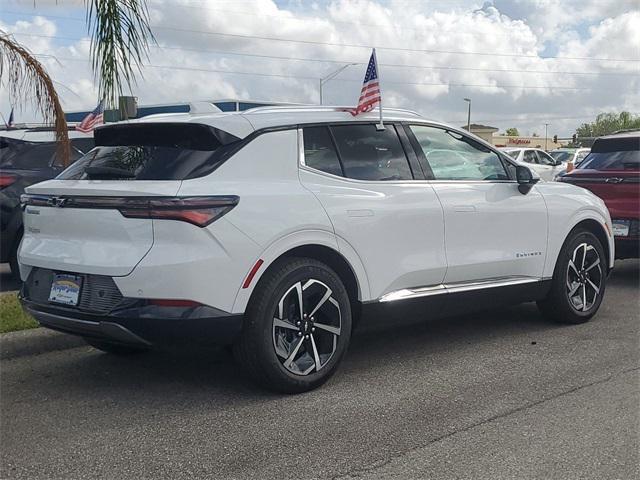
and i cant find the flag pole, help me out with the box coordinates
[373,48,384,130]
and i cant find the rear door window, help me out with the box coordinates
[330,124,413,181]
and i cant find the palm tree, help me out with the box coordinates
[0,0,155,166]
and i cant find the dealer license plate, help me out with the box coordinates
[612,220,630,237]
[48,274,82,306]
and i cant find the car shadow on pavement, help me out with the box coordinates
[7,302,563,401]
[5,260,637,403]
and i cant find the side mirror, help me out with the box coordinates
[516,165,539,194]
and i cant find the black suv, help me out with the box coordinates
[0,129,94,278]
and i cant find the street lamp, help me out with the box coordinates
[544,123,550,150]
[463,98,471,133]
[319,63,358,105]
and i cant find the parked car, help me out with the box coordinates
[500,147,564,181]
[549,148,591,166]
[0,128,94,278]
[550,148,591,180]
[559,131,639,258]
[18,107,613,392]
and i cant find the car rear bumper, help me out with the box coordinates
[20,296,244,348]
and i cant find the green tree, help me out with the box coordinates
[0,0,154,166]
[576,112,640,138]
[505,127,519,136]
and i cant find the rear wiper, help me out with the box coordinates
[84,166,136,178]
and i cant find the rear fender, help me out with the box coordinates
[231,230,371,314]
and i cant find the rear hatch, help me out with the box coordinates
[561,168,639,219]
[561,134,640,220]
[20,122,240,277]
[561,134,639,237]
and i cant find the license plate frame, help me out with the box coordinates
[48,274,82,306]
[612,219,630,237]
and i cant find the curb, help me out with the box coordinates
[0,328,85,360]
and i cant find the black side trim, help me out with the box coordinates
[360,280,552,322]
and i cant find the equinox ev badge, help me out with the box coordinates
[47,197,68,207]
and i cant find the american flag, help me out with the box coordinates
[348,50,381,116]
[76,100,104,133]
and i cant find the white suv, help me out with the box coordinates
[19,107,614,392]
[500,147,565,181]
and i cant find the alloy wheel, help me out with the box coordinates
[272,279,342,376]
[566,242,602,312]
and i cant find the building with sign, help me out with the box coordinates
[464,124,561,151]
[492,134,561,150]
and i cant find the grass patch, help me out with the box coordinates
[0,292,38,334]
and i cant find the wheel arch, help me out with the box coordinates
[231,231,370,316]
[572,218,611,272]
[547,215,613,278]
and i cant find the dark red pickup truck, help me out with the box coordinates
[560,131,640,259]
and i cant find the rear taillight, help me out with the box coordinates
[119,196,239,227]
[0,173,17,189]
[20,194,239,227]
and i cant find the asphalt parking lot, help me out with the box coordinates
[1,260,638,480]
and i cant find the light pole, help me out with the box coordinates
[463,98,471,132]
[544,123,550,150]
[319,63,358,105]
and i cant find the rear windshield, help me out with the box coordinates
[0,139,53,169]
[1,137,93,170]
[57,123,240,180]
[579,137,640,170]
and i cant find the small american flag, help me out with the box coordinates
[348,49,381,116]
[76,100,104,133]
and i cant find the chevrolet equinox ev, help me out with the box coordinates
[18,106,614,393]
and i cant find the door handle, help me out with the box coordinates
[453,205,477,213]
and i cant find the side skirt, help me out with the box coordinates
[361,279,552,323]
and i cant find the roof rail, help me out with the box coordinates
[611,128,640,135]
[242,105,422,117]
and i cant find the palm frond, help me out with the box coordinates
[0,32,70,165]
[86,0,156,109]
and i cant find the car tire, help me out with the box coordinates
[233,257,352,394]
[85,338,148,355]
[537,228,607,324]
[8,229,22,281]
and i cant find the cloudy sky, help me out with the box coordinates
[1,0,639,136]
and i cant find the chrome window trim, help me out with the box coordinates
[299,128,518,185]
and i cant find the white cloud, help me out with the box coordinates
[1,0,638,136]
